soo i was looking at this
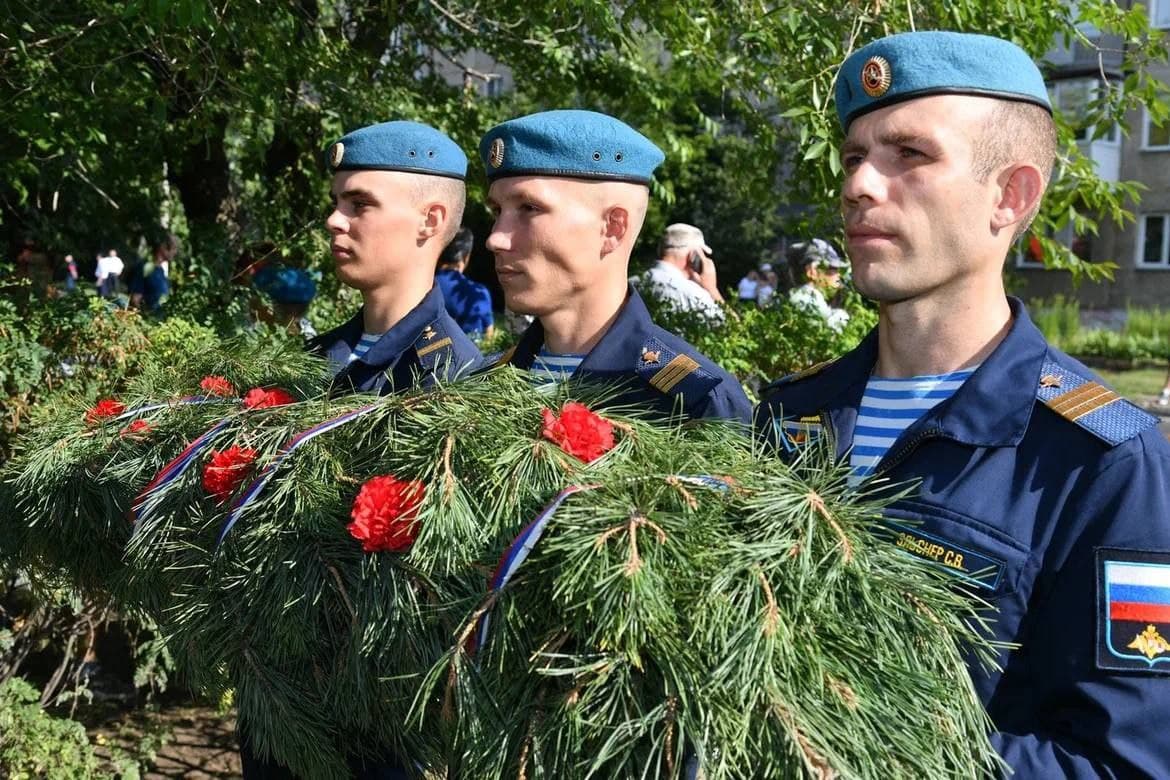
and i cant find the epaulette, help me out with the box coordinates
[635,337,719,398]
[760,358,837,396]
[413,320,455,372]
[1036,358,1158,447]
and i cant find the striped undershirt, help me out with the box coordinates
[529,348,585,385]
[848,367,976,486]
[347,332,383,363]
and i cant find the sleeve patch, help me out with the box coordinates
[1097,548,1170,675]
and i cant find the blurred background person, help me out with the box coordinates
[435,226,494,339]
[641,222,724,322]
[253,264,318,338]
[736,268,759,303]
[94,248,123,299]
[756,266,778,307]
[787,238,849,331]
[128,233,178,316]
[62,253,79,293]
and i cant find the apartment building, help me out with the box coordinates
[1014,1,1170,308]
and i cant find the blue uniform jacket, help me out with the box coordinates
[499,286,751,426]
[756,298,1170,778]
[435,268,494,336]
[308,285,484,395]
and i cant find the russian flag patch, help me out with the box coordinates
[1097,548,1170,674]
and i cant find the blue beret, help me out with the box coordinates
[326,121,467,180]
[479,110,664,184]
[253,266,317,304]
[836,31,1051,130]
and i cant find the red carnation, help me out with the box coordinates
[119,419,153,440]
[540,401,615,463]
[85,398,126,425]
[202,445,258,503]
[200,375,235,397]
[242,387,295,409]
[348,475,425,553]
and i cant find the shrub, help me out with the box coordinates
[0,677,107,779]
[644,290,877,396]
[1030,295,1082,350]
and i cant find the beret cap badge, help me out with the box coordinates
[488,138,505,169]
[860,56,892,98]
[329,142,345,169]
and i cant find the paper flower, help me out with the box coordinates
[85,399,126,425]
[199,375,236,397]
[202,445,258,503]
[242,387,295,409]
[541,402,615,463]
[348,475,425,553]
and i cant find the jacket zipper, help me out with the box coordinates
[874,426,947,476]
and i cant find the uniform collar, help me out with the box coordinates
[326,285,447,369]
[510,285,654,377]
[787,297,1046,449]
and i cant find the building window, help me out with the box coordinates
[1050,78,1119,143]
[1138,214,1170,267]
[1153,0,1170,29]
[1144,108,1170,149]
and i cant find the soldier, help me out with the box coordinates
[308,120,484,394]
[757,31,1170,775]
[479,109,750,425]
[241,119,483,779]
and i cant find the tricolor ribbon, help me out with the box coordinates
[130,419,232,524]
[474,483,595,651]
[215,402,383,546]
[114,395,234,421]
[472,474,734,652]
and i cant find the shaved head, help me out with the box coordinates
[410,174,467,245]
[971,100,1057,239]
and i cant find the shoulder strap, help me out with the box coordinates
[1036,358,1158,446]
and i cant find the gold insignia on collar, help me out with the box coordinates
[329,142,345,169]
[860,56,892,98]
[1128,625,1170,660]
[422,325,437,341]
[641,348,660,366]
[1039,374,1062,389]
[489,138,505,169]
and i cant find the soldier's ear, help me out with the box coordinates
[419,202,448,242]
[991,163,1044,237]
[600,205,629,257]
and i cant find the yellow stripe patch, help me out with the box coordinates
[649,354,700,393]
[416,336,452,357]
[1046,382,1120,421]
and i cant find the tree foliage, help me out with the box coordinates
[3,0,1166,317]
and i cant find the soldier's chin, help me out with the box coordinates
[502,290,539,316]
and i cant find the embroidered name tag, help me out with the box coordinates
[1097,548,1170,675]
[878,521,1005,591]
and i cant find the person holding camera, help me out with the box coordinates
[641,222,725,323]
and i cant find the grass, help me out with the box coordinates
[1097,366,1167,401]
